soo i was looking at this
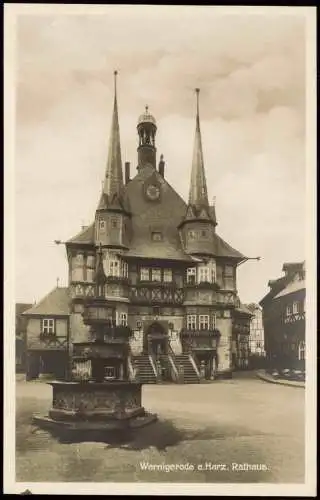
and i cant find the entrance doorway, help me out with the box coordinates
[144,322,168,356]
[194,351,216,379]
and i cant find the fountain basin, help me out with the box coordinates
[32,380,157,438]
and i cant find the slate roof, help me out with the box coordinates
[234,303,254,316]
[123,164,194,262]
[22,287,70,316]
[121,164,245,262]
[274,279,305,299]
[67,223,95,245]
[16,303,33,317]
[212,234,245,260]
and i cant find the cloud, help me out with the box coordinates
[14,8,306,303]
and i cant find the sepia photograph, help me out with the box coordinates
[4,4,317,496]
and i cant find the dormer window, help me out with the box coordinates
[188,230,196,240]
[151,232,162,241]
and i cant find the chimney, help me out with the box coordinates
[125,161,131,184]
[158,154,165,177]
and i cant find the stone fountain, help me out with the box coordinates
[32,247,157,441]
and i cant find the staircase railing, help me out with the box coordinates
[148,354,160,381]
[188,352,201,381]
[127,354,138,382]
[167,344,179,382]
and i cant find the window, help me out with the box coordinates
[298,341,305,361]
[109,260,119,277]
[121,261,128,278]
[199,266,210,283]
[104,366,116,379]
[187,315,197,330]
[225,265,233,276]
[151,232,162,241]
[163,269,172,282]
[292,302,299,314]
[188,230,196,239]
[286,305,292,317]
[42,318,55,335]
[118,312,128,326]
[187,267,196,284]
[211,268,216,283]
[212,313,217,329]
[111,218,118,228]
[201,230,208,238]
[140,267,149,281]
[199,315,209,330]
[224,265,234,289]
[152,268,161,282]
[99,220,105,230]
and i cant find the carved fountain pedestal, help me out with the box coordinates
[32,297,157,440]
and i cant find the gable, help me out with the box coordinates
[23,287,70,316]
[123,166,190,261]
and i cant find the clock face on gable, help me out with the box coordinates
[145,184,161,201]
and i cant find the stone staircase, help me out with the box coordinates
[132,353,201,384]
[174,354,201,384]
[133,355,157,384]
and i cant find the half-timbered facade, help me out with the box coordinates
[23,287,70,379]
[26,74,252,382]
[260,262,305,370]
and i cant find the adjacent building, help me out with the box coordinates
[260,262,305,370]
[16,303,32,372]
[245,303,265,356]
[23,287,70,379]
[24,75,254,382]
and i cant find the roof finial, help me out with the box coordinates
[145,104,149,114]
[114,70,118,97]
[195,88,200,118]
[56,277,60,288]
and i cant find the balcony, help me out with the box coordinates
[105,276,130,285]
[180,328,220,338]
[283,312,305,325]
[130,285,184,305]
[184,281,221,291]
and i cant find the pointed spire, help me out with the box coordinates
[103,70,124,201]
[188,88,209,208]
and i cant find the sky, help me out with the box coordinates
[14,6,307,304]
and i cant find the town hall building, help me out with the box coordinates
[24,72,253,383]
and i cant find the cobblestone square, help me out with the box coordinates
[16,373,304,483]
